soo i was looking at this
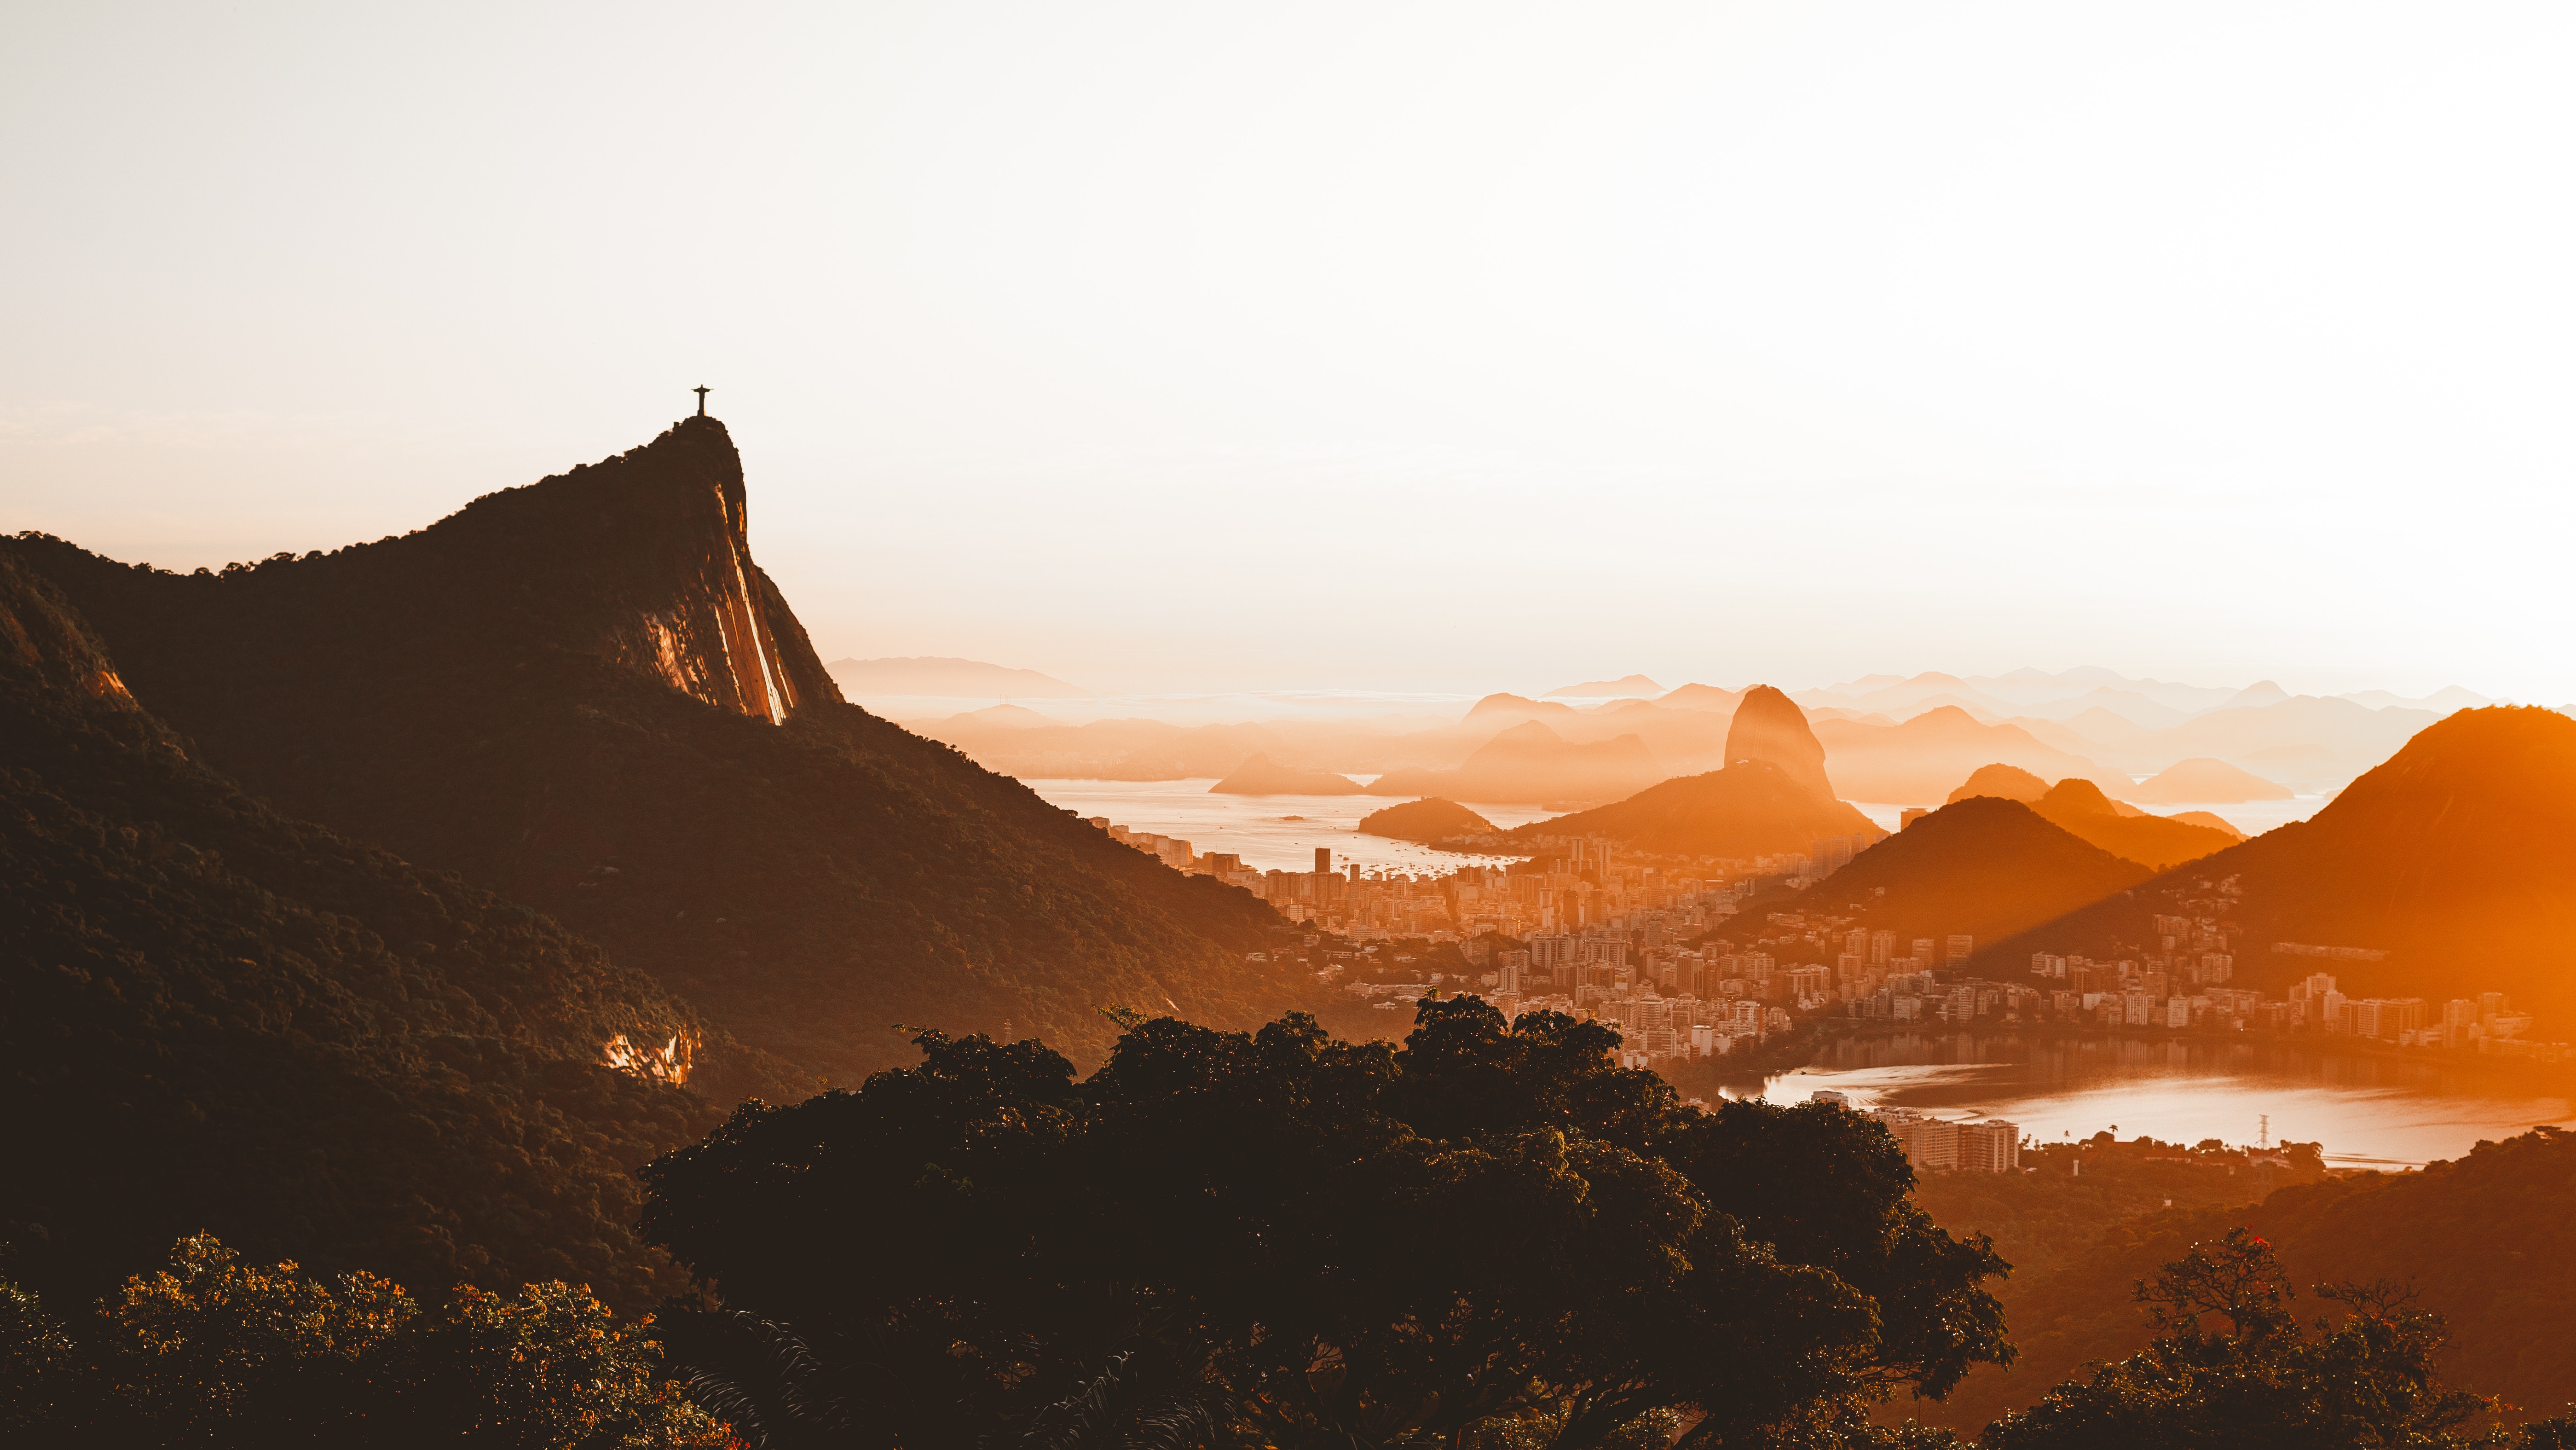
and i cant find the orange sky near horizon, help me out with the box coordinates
[4,3,2571,703]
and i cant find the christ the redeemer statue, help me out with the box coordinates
[693,385,710,417]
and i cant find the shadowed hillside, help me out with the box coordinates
[6,417,1298,1084]
[0,555,783,1311]
[1787,796,2151,946]
[2027,777,2239,871]
[1912,1128,2576,1436]
[1990,707,2576,1018]
[1505,760,1877,859]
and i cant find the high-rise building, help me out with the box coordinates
[1870,930,1897,965]
[1913,939,1937,968]
[2442,998,2478,1047]
[1959,1120,2020,1172]
[1946,934,1974,964]
[1315,847,1333,876]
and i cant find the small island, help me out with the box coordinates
[1356,796,1496,843]
[1209,753,1363,795]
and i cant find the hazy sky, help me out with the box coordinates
[6,3,2571,701]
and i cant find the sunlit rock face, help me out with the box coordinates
[582,416,828,725]
[1725,683,1838,801]
[601,1027,699,1086]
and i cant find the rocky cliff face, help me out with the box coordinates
[575,417,832,724]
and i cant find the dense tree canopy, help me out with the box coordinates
[640,998,2014,1448]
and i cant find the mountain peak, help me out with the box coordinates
[1724,684,1837,801]
[1946,762,2049,804]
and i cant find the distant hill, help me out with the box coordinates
[1814,707,2128,803]
[1505,760,1878,860]
[1357,797,1495,843]
[826,655,1090,698]
[2026,778,2240,872]
[1209,753,1363,795]
[2020,686,2192,730]
[1991,707,2576,1018]
[1545,673,1663,697]
[1463,691,1582,725]
[1368,720,1662,806]
[7,418,1298,1085]
[1726,684,1839,801]
[2126,756,2292,803]
[917,714,1288,781]
[1947,763,2050,803]
[0,554,794,1311]
[1657,682,1741,713]
[933,702,1058,731]
[2166,810,2245,840]
[2075,696,2437,789]
[1787,797,2151,948]
[2216,679,2291,711]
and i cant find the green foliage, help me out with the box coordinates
[639,998,2012,1448]
[1981,1229,2495,1450]
[0,1234,737,1448]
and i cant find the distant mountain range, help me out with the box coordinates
[1545,673,1664,698]
[827,655,1091,698]
[1370,720,1662,806]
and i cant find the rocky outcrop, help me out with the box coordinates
[560,417,833,724]
[1724,684,1837,801]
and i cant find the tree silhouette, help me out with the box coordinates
[1982,1228,2499,1449]
[641,998,2013,1448]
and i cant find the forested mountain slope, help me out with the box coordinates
[7,416,1298,1082]
[1990,707,2576,1015]
[0,555,763,1310]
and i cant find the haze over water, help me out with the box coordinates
[1750,1034,2574,1169]
[1026,777,1555,875]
